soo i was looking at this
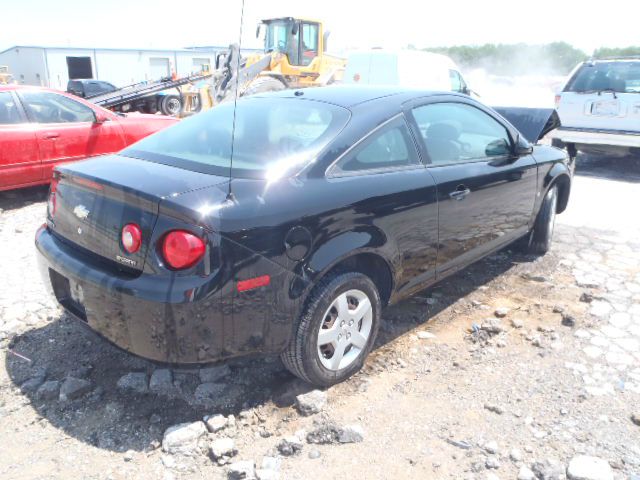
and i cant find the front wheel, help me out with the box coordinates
[525,185,558,255]
[281,272,381,387]
[159,95,182,116]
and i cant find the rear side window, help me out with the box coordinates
[412,102,511,165]
[332,116,420,174]
[566,62,640,93]
[20,91,96,123]
[0,92,22,124]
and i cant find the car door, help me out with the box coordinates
[408,99,538,278]
[0,90,41,190]
[328,114,439,297]
[17,90,126,181]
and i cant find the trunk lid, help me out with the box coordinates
[50,154,229,273]
[557,91,640,132]
[557,60,640,132]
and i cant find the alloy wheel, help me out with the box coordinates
[317,289,373,371]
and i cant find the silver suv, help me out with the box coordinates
[553,57,640,158]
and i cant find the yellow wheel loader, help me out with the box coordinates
[189,17,346,112]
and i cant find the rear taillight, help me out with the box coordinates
[121,223,142,254]
[161,230,206,270]
[554,94,561,109]
[47,177,59,217]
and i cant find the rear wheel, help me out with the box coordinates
[160,95,182,116]
[525,185,558,255]
[281,272,381,387]
[243,76,287,97]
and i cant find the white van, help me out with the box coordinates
[344,49,471,95]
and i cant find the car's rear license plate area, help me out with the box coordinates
[49,269,87,322]
[591,100,619,116]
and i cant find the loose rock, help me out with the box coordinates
[210,437,237,460]
[36,380,60,400]
[494,307,509,318]
[417,331,436,339]
[59,376,92,401]
[227,460,256,480]
[566,455,614,480]
[199,364,231,383]
[149,369,173,395]
[194,382,226,405]
[484,441,499,454]
[338,424,364,443]
[204,414,228,433]
[484,403,504,415]
[295,390,327,416]
[531,458,566,480]
[518,466,535,480]
[631,413,640,426]
[116,372,149,394]
[277,436,303,456]
[510,448,523,462]
[162,421,207,455]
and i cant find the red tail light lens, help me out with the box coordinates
[554,94,561,109]
[121,223,142,254]
[161,230,206,270]
[47,178,59,217]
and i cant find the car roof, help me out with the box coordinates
[0,84,59,93]
[254,85,456,108]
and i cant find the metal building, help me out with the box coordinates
[0,45,244,89]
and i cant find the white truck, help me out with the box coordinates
[553,57,640,158]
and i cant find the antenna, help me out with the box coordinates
[227,0,246,200]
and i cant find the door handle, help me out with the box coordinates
[449,185,471,201]
[43,133,60,139]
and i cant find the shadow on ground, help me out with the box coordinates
[574,153,640,183]
[5,242,531,453]
[0,185,49,212]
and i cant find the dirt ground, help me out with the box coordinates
[1,154,639,480]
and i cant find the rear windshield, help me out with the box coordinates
[123,97,350,180]
[565,61,640,93]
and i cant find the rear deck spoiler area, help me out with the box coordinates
[492,107,561,144]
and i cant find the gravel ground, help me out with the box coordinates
[1,153,639,480]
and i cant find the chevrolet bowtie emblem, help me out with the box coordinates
[73,205,90,220]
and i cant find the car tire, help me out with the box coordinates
[281,272,381,387]
[243,76,287,96]
[525,185,558,255]
[160,95,182,116]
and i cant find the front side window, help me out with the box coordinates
[0,92,22,125]
[332,116,420,174]
[301,23,319,66]
[412,102,511,165]
[20,91,96,124]
[123,97,350,180]
[566,62,640,93]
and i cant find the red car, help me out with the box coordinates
[0,85,178,191]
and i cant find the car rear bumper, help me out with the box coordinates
[35,225,298,364]
[552,127,640,148]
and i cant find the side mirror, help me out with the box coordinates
[94,112,109,124]
[255,23,262,39]
[485,138,511,157]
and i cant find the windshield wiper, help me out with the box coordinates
[579,89,618,98]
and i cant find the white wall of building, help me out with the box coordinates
[0,46,48,86]
[0,46,228,90]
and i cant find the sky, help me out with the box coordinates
[2,0,639,54]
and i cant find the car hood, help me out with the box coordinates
[492,107,561,144]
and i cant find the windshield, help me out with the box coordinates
[565,61,640,93]
[122,97,350,180]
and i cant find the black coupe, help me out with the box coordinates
[36,86,572,386]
